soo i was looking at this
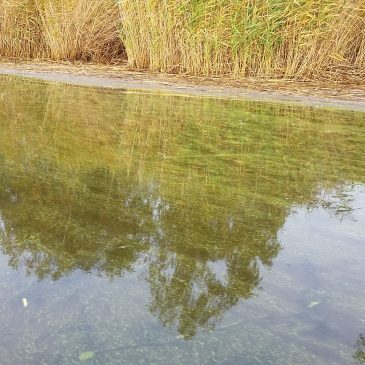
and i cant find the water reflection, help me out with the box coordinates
[354,334,365,364]
[0,75,364,343]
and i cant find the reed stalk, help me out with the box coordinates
[119,0,365,79]
[0,0,123,62]
[1,0,364,78]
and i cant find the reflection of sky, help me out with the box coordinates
[208,259,228,286]
[250,184,365,364]
[0,185,364,365]
[262,185,365,310]
[0,210,6,236]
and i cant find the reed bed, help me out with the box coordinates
[0,0,123,62]
[1,0,365,79]
[120,0,365,79]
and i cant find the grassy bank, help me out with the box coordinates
[1,0,364,79]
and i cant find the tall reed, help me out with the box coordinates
[0,0,123,62]
[1,0,364,79]
[119,0,365,79]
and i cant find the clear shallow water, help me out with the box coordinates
[0,75,364,365]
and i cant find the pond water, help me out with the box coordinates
[0,75,364,365]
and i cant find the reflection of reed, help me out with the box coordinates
[354,334,365,364]
[1,76,364,241]
[0,76,364,206]
[0,76,364,336]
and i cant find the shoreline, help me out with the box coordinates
[1,61,365,112]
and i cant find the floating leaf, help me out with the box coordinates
[79,351,95,361]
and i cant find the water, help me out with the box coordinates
[0,75,364,365]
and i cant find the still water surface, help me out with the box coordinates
[0,75,364,364]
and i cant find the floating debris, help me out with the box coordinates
[307,301,321,309]
[79,351,95,361]
[22,298,28,308]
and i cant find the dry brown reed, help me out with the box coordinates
[1,0,364,79]
[0,0,123,62]
[119,0,365,79]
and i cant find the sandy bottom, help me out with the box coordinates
[1,61,365,112]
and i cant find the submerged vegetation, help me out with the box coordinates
[0,0,364,79]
